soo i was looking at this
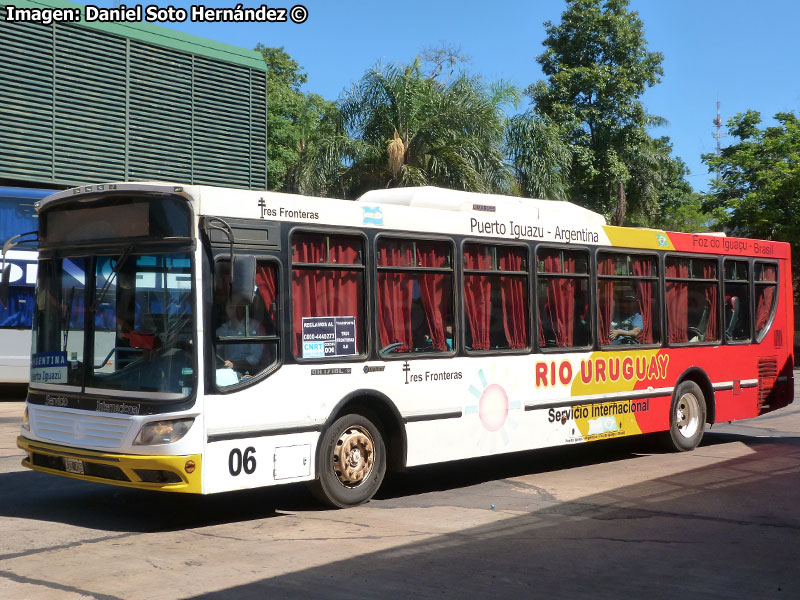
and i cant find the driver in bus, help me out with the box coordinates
[609,294,642,344]
[216,303,265,378]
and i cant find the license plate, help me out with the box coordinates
[64,458,85,475]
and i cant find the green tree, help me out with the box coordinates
[305,58,518,199]
[703,110,800,271]
[654,191,722,233]
[627,136,722,232]
[505,111,572,200]
[284,92,342,195]
[258,45,304,191]
[293,96,353,198]
[530,0,665,224]
[257,45,337,193]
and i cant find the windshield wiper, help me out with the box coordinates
[91,246,133,312]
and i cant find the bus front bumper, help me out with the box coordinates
[17,436,202,493]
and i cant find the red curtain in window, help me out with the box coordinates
[292,234,326,263]
[538,291,547,346]
[760,264,778,282]
[255,264,277,323]
[377,241,414,351]
[597,257,615,345]
[330,238,361,347]
[329,237,360,264]
[464,247,491,350]
[703,263,718,341]
[416,242,450,351]
[756,265,777,332]
[292,236,362,356]
[666,262,689,343]
[543,253,575,347]
[631,259,654,344]
[498,248,528,349]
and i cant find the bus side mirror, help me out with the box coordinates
[0,264,10,309]
[230,255,256,305]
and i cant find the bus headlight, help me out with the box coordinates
[22,406,30,432]
[134,418,194,445]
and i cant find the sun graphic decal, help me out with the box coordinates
[478,383,509,432]
[465,366,521,449]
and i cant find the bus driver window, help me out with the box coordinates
[213,261,279,388]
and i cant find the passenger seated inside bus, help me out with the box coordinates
[573,294,590,346]
[688,298,711,343]
[425,323,453,350]
[609,294,642,344]
[212,261,279,387]
[405,296,452,352]
[216,302,267,385]
[725,295,746,341]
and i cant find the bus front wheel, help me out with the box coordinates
[313,412,386,508]
[663,380,706,452]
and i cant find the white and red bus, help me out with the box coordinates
[13,183,793,507]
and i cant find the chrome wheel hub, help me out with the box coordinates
[332,425,374,488]
[676,392,701,439]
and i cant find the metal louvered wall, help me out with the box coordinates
[0,14,54,181]
[128,42,193,183]
[0,8,267,190]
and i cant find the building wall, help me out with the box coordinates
[0,1,267,190]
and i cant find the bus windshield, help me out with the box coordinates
[31,251,195,399]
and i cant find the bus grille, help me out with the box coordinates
[32,408,132,448]
[758,356,778,410]
[31,452,130,482]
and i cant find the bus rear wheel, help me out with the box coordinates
[313,412,386,508]
[663,380,706,452]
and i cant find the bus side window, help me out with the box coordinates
[536,247,589,349]
[754,261,778,342]
[597,253,660,346]
[377,238,454,355]
[665,257,719,344]
[0,287,34,328]
[724,259,750,342]
[291,233,365,360]
[463,243,528,352]
[213,261,280,388]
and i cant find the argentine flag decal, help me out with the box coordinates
[362,206,384,226]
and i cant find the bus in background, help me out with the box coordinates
[12,183,793,507]
[0,186,55,383]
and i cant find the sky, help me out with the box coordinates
[93,0,800,193]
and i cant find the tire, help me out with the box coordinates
[662,380,707,452]
[312,412,386,508]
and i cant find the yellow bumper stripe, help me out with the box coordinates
[17,436,202,494]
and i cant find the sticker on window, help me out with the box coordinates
[31,351,68,384]
[301,316,357,358]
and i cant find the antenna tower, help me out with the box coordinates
[713,101,722,180]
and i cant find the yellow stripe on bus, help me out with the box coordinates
[568,350,669,440]
[603,225,674,251]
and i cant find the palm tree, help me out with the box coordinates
[300,59,518,198]
[505,112,572,201]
